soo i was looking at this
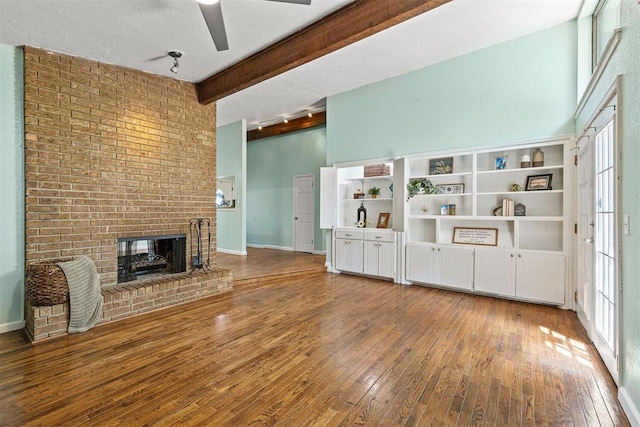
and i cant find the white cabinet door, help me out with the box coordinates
[407,244,473,289]
[406,243,437,284]
[363,240,379,276]
[475,249,516,296]
[364,241,395,279]
[334,239,350,272]
[378,241,396,279]
[439,246,474,290]
[392,158,405,232]
[335,238,362,273]
[516,252,565,304]
[320,167,336,229]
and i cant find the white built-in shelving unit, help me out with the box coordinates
[320,137,572,305]
[403,138,571,305]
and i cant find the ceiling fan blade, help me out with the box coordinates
[198,1,229,51]
[265,0,312,5]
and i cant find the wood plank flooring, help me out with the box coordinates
[214,247,326,285]
[0,271,628,425]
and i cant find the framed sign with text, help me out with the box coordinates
[452,227,499,246]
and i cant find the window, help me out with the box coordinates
[592,0,620,69]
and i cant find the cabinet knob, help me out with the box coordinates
[518,254,522,258]
[375,236,382,239]
[510,254,514,258]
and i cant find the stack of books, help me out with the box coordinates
[501,198,515,216]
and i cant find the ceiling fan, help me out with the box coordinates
[197,0,312,52]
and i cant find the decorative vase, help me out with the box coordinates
[532,148,544,167]
[520,154,531,168]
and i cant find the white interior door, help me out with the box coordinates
[577,139,594,326]
[293,174,314,253]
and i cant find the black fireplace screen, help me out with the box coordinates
[117,234,186,283]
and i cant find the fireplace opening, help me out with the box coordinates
[117,234,186,283]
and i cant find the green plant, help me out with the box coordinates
[406,178,436,200]
[367,187,381,196]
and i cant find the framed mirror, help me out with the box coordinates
[216,176,236,209]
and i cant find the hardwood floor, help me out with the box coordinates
[214,247,326,284]
[0,271,628,426]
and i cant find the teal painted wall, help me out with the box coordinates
[619,1,640,412]
[216,120,247,255]
[327,21,577,165]
[0,45,24,331]
[574,0,640,414]
[247,126,327,252]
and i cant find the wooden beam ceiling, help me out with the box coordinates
[197,0,452,104]
[247,112,326,142]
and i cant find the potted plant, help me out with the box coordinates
[367,187,381,199]
[406,178,436,200]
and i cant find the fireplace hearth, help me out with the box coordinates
[117,235,187,283]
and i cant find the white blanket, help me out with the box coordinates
[57,256,103,333]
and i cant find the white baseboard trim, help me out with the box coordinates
[0,320,25,334]
[247,243,294,252]
[247,244,325,254]
[619,387,640,427]
[217,248,247,256]
[576,307,592,338]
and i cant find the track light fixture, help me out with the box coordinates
[251,106,324,131]
[168,51,182,74]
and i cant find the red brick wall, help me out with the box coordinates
[24,47,217,286]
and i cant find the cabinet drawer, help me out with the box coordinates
[364,231,395,242]
[335,229,363,240]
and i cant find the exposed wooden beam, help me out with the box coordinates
[247,111,326,142]
[197,0,452,104]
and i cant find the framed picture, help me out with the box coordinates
[377,212,390,229]
[452,227,499,246]
[495,156,508,170]
[429,157,453,175]
[525,174,553,191]
[436,183,464,194]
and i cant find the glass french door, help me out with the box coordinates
[593,119,618,379]
[577,106,618,383]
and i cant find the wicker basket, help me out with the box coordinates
[25,259,72,306]
[364,164,391,177]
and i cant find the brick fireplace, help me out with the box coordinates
[23,47,232,341]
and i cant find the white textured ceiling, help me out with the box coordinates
[0,0,583,129]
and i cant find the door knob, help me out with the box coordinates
[584,237,594,244]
